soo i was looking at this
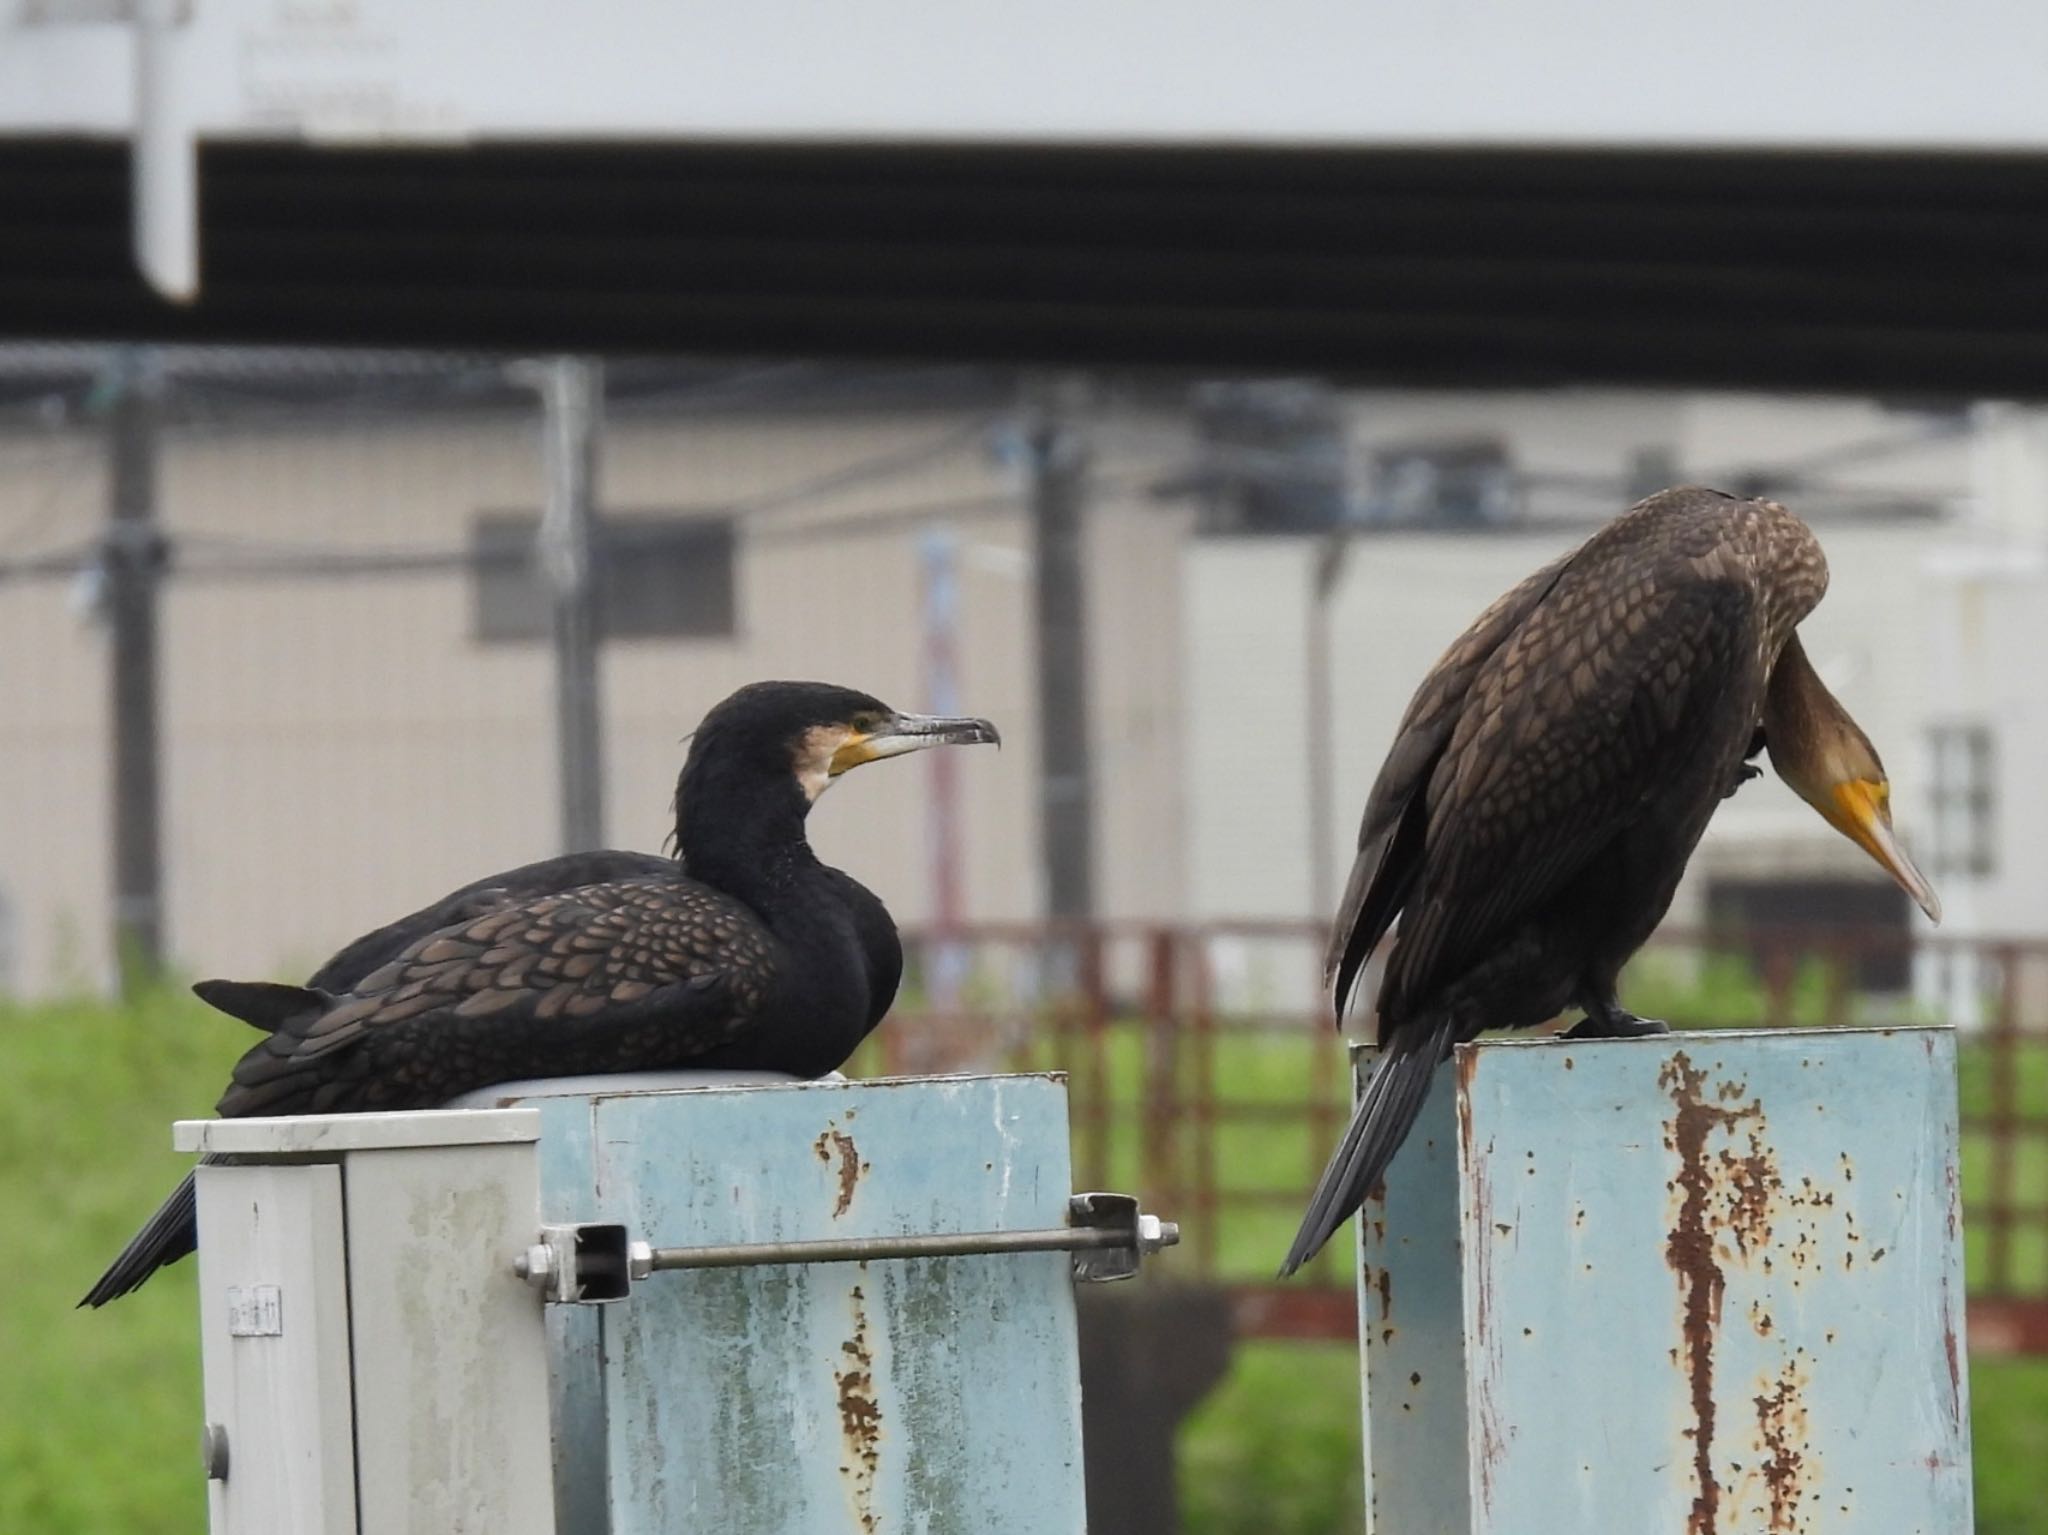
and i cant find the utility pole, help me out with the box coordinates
[536,358,606,854]
[1306,530,1352,921]
[920,528,969,1015]
[1027,379,1095,924]
[105,347,165,993]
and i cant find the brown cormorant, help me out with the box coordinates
[82,680,999,1306]
[1281,488,1939,1275]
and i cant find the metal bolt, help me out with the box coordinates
[514,1243,555,1287]
[627,1240,654,1282]
[1136,1214,1180,1254]
[200,1422,229,1482]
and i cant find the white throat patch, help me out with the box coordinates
[795,724,855,804]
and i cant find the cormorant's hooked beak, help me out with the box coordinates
[1828,780,1943,925]
[829,712,1002,775]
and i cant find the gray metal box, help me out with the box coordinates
[178,1109,555,1535]
[1358,1026,1974,1535]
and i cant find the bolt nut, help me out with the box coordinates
[1137,1215,1180,1254]
[627,1240,655,1281]
[514,1243,555,1287]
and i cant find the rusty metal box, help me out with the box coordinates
[455,1070,1091,1535]
[1356,1026,1973,1535]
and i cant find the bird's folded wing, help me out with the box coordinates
[1327,550,1576,1011]
[220,879,769,1115]
[1379,566,1758,1020]
[305,849,676,993]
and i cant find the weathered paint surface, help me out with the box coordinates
[193,1164,358,1535]
[186,1110,554,1535]
[1359,1027,1973,1535]
[507,1072,1088,1535]
[533,1095,609,1535]
[342,1140,557,1535]
[1356,1057,1472,1535]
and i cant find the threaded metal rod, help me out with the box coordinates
[645,1219,1178,1273]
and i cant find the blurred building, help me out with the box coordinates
[1186,392,2048,1018]
[0,353,1192,994]
[1,351,2042,1004]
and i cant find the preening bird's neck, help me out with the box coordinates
[1762,632,1853,803]
[1763,633,1824,750]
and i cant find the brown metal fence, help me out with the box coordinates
[856,921,2048,1353]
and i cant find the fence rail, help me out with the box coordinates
[859,920,2048,1353]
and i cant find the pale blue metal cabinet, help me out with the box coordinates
[1357,1026,1973,1535]
[460,1071,1095,1535]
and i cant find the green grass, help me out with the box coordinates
[1975,1357,2048,1535]
[1182,1344,1363,1535]
[7,985,2047,1533]
[0,988,243,1534]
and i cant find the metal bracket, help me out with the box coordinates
[513,1222,636,1304]
[1065,1191,1175,1283]
[516,1191,1179,1302]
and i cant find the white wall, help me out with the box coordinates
[0,402,1191,994]
[1182,539,1317,922]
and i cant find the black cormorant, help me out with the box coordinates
[1282,488,1940,1275]
[83,680,999,1306]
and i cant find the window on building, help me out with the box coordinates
[472,512,737,643]
[1185,380,1348,533]
[1927,723,1996,877]
[1369,438,1515,527]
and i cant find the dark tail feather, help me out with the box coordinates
[1279,1017,1455,1277]
[194,979,328,1034]
[80,1169,198,1307]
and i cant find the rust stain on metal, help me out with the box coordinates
[1454,1042,1482,1096]
[1752,1358,1811,1532]
[1374,1266,1392,1321]
[1475,1391,1510,1513]
[812,1126,866,1218]
[834,1282,883,1532]
[1460,1087,1485,1356]
[1942,1322,1961,1424]
[1941,1157,1963,1427]
[1463,1082,1516,1519]
[1717,1140,1780,1259]
[1660,1050,1771,1535]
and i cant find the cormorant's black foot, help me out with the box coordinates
[1564,1009,1670,1040]
[1723,761,1763,799]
